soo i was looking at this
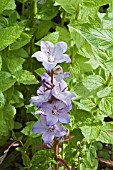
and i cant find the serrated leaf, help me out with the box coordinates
[83,75,105,91]
[97,86,111,98]
[83,0,112,7]
[105,58,113,75]
[99,97,113,116]
[15,70,38,85]
[6,55,25,74]
[10,33,32,50]
[10,90,24,108]
[0,71,16,92]
[69,24,113,51]
[0,25,23,51]
[0,0,10,14]
[55,0,82,14]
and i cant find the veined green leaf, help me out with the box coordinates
[0,71,16,92]
[83,0,112,7]
[55,0,82,14]
[0,25,23,51]
[5,0,16,10]
[0,91,5,109]
[3,103,16,130]
[0,0,10,14]
[15,70,38,85]
[6,55,25,74]
[83,75,105,91]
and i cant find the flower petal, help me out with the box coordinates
[58,113,70,124]
[57,54,71,63]
[54,125,67,137]
[32,51,48,62]
[46,113,58,126]
[42,61,57,71]
[32,122,46,134]
[54,42,67,55]
[41,41,54,56]
[42,131,54,144]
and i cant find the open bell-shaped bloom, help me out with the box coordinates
[32,41,71,71]
[52,80,74,105]
[30,85,52,107]
[41,99,71,126]
[32,115,67,144]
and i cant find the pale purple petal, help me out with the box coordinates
[41,103,53,113]
[56,54,71,63]
[32,51,48,62]
[41,41,54,56]
[54,125,67,137]
[46,113,58,126]
[42,61,57,71]
[42,131,54,144]
[34,110,45,115]
[58,113,70,124]
[32,122,46,134]
[54,42,67,55]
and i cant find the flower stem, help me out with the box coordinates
[54,139,59,170]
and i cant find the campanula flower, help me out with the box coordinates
[32,41,71,71]
[30,86,52,107]
[41,99,71,125]
[32,115,67,144]
[52,80,74,105]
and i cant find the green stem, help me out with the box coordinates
[21,2,25,16]
[106,72,112,86]
[32,0,37,27]
[61,11,66,27]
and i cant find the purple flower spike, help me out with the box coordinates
[32,41,71,71]
[41,100,71,125]
[32,115,67,144]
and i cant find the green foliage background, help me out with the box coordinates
[0,0,113,169]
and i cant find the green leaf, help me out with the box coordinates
[0,71,16,92]
[0,0,10,14]
[36,32,59,46]
[83,75,105,91]
[22,152,31,168]
[5,0,16,10]
[55,0,82,14]
[10,90,24,108]
[75,98,96,112]
[0,56,2,71]
[83,0,112,7]
[6,55,25,74]
[10,33,32,50]
[99,97,113,116]
[0,91,5,109]
[97,86,111,98]
[3,103,16,130]
[105,58,113,75]
[15,70,38,85]
[0,25,23,51]
[21,121,40,138]
[69,24,113,51]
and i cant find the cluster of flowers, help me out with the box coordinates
[30,41,74,145]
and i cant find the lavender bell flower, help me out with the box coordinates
[30,85,52,107]
[32,115,67,144]
[31,41,71,71]
[41,99,72,126]
[52,79,74,105]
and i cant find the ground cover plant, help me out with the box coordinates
[1,0,113,169]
